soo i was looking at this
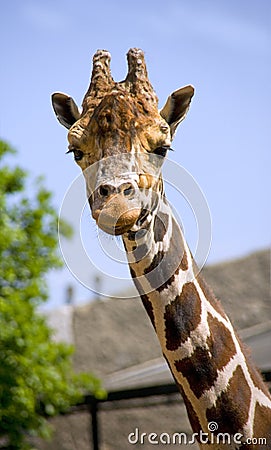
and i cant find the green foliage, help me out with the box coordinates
[0,140,105,449]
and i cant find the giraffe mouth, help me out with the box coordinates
[93,208,142,236]
[99,223,133,236]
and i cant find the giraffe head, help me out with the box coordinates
[52,48,194,235]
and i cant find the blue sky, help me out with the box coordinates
[1,1,270,307]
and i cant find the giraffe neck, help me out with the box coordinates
[123,195,271,446]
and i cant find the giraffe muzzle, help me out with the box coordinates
[90,180,142,235]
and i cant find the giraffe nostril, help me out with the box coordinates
[98,182,135,198]
[98,185,110,197]
[122,183,135,197]
[123,186,133,196]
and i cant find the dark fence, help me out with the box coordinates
[69,370,271,450]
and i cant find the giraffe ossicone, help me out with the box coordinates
[52,48,271,448]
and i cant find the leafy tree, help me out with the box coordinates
[0,140,105,449]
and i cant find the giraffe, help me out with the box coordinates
[52,48,271,448]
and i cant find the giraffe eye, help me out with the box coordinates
[66,148,84,161]
[153,146,171,157]
[73,150,84,161]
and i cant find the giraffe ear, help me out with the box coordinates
[51,92,81,129]
[160,85,194,137]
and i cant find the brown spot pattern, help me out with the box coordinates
[156,251,189,294]
[129,267,144,296]
[156,269,177,293]
[153,212,169,243]
[180,250,188,271]
[129,267,136,279]
[253,403,271,441]
[207,314,236,370]
[133,243,149,261]
[164,282,201,351]
[127,230,137,241]
[175,314,236,398]
[156,260,184,293]
[206,365,251,433]
[179,385,202,437]
[143,251,164,275]
[141,294,156,329]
